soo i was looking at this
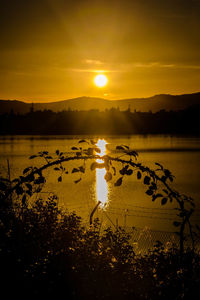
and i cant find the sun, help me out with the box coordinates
[94,74,108,88]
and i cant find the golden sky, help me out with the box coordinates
[0,0,200,102]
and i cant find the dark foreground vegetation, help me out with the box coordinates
[0,105,200,135]
[1,196,200,299]
[1,141,200,299]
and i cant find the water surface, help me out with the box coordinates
[1,135,200,232]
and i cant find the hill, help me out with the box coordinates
[0,92,200,114]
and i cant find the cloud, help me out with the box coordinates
[84,59,104,65]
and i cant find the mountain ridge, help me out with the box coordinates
[0,92,200,114]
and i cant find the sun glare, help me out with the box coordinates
[96,139,109,208]
[94,74,108,88]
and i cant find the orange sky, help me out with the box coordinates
[0,0,200,102]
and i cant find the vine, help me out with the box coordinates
[0,139,198,257]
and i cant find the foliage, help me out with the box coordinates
[0,139,200,298]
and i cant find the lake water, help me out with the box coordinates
[0,135,200,233]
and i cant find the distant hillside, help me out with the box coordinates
[0,92,200,114]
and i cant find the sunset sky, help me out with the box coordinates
[0,0,200,102]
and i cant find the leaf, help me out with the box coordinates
[161,176,167,183]
[74,178,82,184]
[29,155,37,159]
[120,165,129,175]
[58,176,62,182]
[146,189,153,196]
[42,151,48,155]
[56,150,59,155]
[144,176,150,185]
[72,168,79,173]
[26,183,32,191]
[79,139,88,144]
[155,162,163,170]
[104,171,112,182]
[122,145,129,149]
[127,151,138,158]
[152,193,163,201]
[173,221,181,227]
[161,197,168,205]
[162,189,169,195]
[90,162,97,171]
[137,171,142,180]
[126,169,133,176]
[79,166,85,173]
[116,145,125,150]
[164,169,171,177]
[112,166,116,176]
[71,147,78,150]
[90,139,96,145]
[54,167,60,171]
[114,177,123,187]
[23,167,32,174]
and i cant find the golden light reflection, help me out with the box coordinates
[96,139,108,208]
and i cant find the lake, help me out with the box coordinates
[0,135,200,233]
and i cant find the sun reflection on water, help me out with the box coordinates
[96,139,108,208]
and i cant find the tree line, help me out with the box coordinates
[0,105,200,135]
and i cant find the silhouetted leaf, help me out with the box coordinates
[127,151,138,158]
[90,162,97,171]
[114,177,123,187]
[104,171,112,182]
[120,165,129,175]
[146,189,153,196]
[56,150,59,155]
[43,151,48,155]
[23,167,32,174]
[29,155,37,159]
[152,193,163,201]
[26,183,32,191]
[164,169,171,177]
[144,176,150,185]
[79,166,85,173]
[161,176,167,183]
[112,166,116,176]
[116,146,125,150]
[122,145,129,149]
[155,162,163,170]
[72,168,79,173]
[126,169,133,176]
[137,171,142,180]
[161,197,168,205]
[74,178,82,184]
[58,176,62,182]
[162,189,169,194]
[79,139,88,143]
[54,167,60,171]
